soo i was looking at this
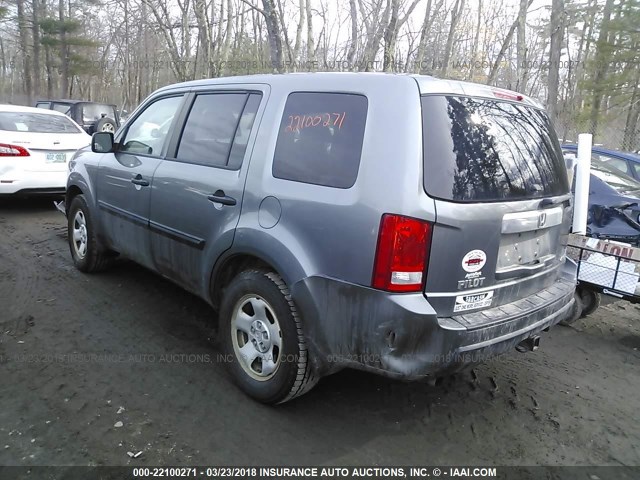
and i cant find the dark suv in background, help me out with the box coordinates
[64,73,576,403]
[35,99,120,134]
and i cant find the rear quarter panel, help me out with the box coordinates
[235,74,433,287]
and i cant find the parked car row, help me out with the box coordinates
[0,105,90,196]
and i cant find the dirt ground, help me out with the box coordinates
[1,198,639,469]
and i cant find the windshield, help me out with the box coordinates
[591,156,640,195]
[422,95,569,202]
[0,112,82,133]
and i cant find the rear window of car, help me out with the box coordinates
[591,157,640,196]
[421,96,569,202]
[82,104,116,123]
[272,92,368,189]
[0,112,82,133]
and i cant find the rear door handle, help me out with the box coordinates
[207,190,236,206]
[131,175,150,187]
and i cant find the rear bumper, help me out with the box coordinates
[0,170,67,196]
[290,262,576,379]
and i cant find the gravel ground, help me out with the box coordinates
[0,198,639,470]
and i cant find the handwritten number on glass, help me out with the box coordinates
[284,112,346,133]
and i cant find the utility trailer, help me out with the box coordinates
[565,233,640,323]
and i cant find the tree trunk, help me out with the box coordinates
[58,0,69,97]
[383,0,400,72]
[383,0,421,72]
[515,0,529,91]
[588,0,615,137]
[293,0,305,62]
[17,0,33,104]
[487,0,533,85]
[305,0,314,62]
[467,0,482,80]
[261,0,284,72]
[415,0,436,73]
[547,0,564,123]
[31,0,41,97]
[441,0,465,76]
[347,0,358,65]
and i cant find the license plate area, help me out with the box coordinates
[46,152,67,163]
[497,229,555,271]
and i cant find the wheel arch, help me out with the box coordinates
[208,239,309,310]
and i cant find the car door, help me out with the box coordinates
[96,94,185,269]
[149,88,264,296]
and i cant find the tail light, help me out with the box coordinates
[372,214,432,292]
[0,143,30,157]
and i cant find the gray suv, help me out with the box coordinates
[65,73,576,404]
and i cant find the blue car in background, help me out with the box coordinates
[563,144,640,246]
[561,145,640,319]
[562,144,640,181]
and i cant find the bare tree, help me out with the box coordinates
[547,0,564,123]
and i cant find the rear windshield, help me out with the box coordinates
[82,104,116,123]
[0,112,82,133]
[421,96,569,202]
[591,157,640,196]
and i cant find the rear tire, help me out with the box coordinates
[579,288,601,317]
[560,290,584,326]
[219,270,317,404]
[68,194,113,273]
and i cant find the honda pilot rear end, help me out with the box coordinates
[293,76,576,383]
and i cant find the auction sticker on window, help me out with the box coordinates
[454,291,494,312]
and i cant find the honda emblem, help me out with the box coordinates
[538,212,547,228]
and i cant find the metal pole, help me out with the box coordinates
[572,133,592,235]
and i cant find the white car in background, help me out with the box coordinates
[0,105,91,196]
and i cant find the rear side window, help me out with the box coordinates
[177,93,251,168]
[0,112,82,133]
[422,96,569,202]
[272,92,368,188]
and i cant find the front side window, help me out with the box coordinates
[120,96,183,156]
[272,92,368,189]
[422,96,569,202]
[0,112,82,133]
[176,93,252,168]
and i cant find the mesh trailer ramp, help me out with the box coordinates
[566,233,640,322]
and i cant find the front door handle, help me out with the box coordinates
[207,190,236,206]
[131,175,150,187]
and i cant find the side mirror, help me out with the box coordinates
[92,132,114,153]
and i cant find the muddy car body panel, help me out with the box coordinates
[66,73,576,388]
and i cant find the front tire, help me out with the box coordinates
[220,270,317,404]
[68,194,113,272]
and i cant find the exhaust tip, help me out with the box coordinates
[516,335,540,353]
